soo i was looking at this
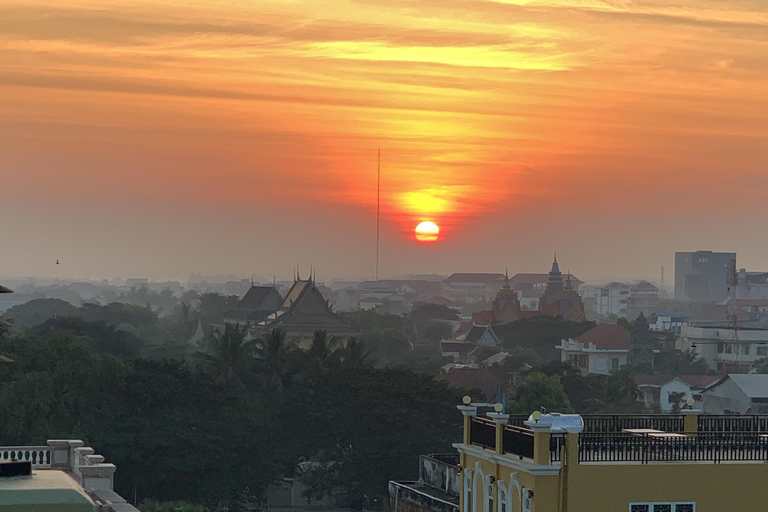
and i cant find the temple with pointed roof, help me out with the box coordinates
[224,284,283,325]
[255,272,359,343]
[538,255,587,322]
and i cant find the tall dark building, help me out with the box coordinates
[675,251,736,301]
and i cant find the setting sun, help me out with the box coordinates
[414,221,440,243]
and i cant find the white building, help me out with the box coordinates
[677,325,768,373]
[702,374,768,414]
[557,323,631,375]
[635,375,718,412]
[596,282,631,317]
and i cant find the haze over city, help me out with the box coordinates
[3,0,768,281]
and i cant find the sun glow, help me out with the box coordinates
[415,221,440,243]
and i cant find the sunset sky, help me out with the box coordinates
[2,0,768,283]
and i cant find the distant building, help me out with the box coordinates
[649,311,688,333]
[629,280,660,318]
[595,282,631,317]
[468,272,535,326]
[702,374,768,414]
[440,325,500,364]
[538,257,586,322]
[255,277,359,343]
[678,324,768,373]
[224,285,283,325]
[635,374,718,412]
[675,250,736,301]
[734,268,768,299]
[509,272,583,296]
[557,323,631,375]
[442,273,506,304]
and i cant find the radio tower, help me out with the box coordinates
[376,148,381,281]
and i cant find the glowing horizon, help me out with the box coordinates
[2,0,768,281]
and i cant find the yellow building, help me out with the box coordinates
[450,403,768,512]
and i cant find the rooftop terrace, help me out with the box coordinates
[463,407,768,465]
[0,440,138,512]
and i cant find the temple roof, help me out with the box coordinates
[238,286,282,310]
[509,273,584,287]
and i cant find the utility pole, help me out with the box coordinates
[376,148,381,281]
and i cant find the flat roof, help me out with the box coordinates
[0,470,94,511]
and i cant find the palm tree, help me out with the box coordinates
[200,323,254,388]
[254,328,293,391]
[306,329,344,372]
[338,337,372,368]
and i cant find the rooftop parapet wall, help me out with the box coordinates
[1,440,138,512]
[419,454,460,496]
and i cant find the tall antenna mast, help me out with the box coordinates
[376,148,381,281]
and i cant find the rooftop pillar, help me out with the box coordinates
[457,396,477,445]
[682,408,700,436]
[524,416,552,466]
[47,439,83,470]
[565,432,579,466]
[488,407,510,455]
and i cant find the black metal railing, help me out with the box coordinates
[506,415,529,428]
[549,434,565,463]
[502,425,534,459]
[698,415,768,433]
[579,432,768,463]
[470,417,497,450]
[582,415,684,433]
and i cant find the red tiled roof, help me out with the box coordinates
[577,323,631,350]
[471,310,495,326]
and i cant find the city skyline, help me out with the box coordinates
[3,0,768,281]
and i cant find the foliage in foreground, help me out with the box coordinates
[0,326,461,510]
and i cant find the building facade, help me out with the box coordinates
[677,325,768,373]
[557,324,631,375]
[443,274,507,304]
[440,404,768,512]
[674,251,736,302]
